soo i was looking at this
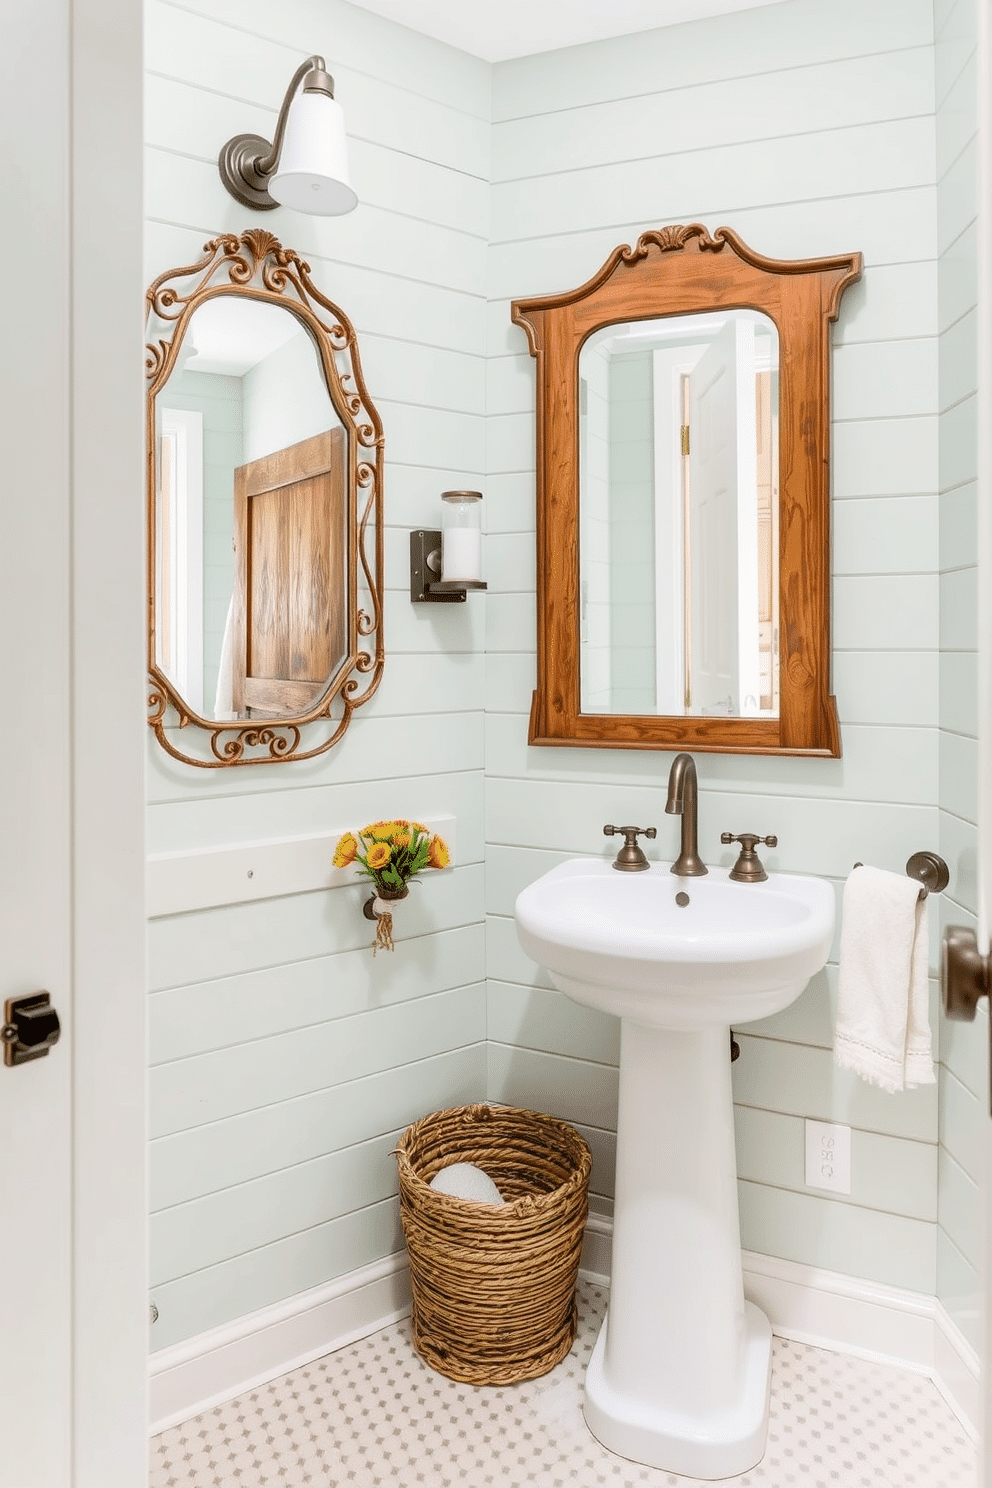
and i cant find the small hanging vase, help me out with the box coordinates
[363,883,409,954]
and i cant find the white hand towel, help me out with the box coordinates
[833,865,935,1093]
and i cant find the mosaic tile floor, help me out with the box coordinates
[150,1279,976,1487]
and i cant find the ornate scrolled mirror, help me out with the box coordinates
[511,224,862,757]
[146,229,384,767]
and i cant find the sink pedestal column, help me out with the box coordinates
[584,1019,771,1478]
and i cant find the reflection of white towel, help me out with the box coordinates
[834,866,934,1092]
[213,597,235,719]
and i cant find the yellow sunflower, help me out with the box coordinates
[366,842,392,870]
[393,831,411,849]
[333,832,358,868]
[427,835,450,869]
[363,820,401,841]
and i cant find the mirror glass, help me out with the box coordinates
[578,309,779,719]
[154,295,347,721]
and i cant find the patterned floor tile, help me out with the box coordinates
[150,1280,975,1487]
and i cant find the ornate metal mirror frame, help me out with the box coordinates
[511,224,862,757]
[146,229,384,767]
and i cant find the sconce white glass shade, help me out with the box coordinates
[269,90,357,216]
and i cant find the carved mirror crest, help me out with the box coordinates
[511,224,862,758]
[146,229,384,767]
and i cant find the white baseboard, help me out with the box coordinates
[149,1222,980,1441]
[149,1255,412,1435]
[933,1301,981,1441]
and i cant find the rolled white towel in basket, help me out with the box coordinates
[833,865,935,1093]
[429,1162,506,1206]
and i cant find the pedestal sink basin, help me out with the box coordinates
[514,859,834,1479]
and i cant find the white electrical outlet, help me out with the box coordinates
[804,1120,851,1194]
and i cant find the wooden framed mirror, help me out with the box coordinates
[145,229,384,767]
[511,224,862,757]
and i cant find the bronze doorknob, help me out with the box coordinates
[941,926,990,1022]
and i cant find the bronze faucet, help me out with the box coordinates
[665,753,707,877]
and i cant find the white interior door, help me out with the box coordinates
[0,5,146,1485]
[978,5,992,1481]
[687,319,758,714]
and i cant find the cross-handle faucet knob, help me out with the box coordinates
[604,824,657,873]
[721,832,778,884]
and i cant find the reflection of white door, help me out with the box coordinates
[159,408,204,713]
[687,320,759,713]
[0,3,147,1484]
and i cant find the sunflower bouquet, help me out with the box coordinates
[333,820,450,952]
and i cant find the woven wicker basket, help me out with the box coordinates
[395,1103,592,1385]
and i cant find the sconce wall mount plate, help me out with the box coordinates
[220,133,283,212]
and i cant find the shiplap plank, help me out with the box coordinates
[937,1227,981,1354]
[149,1197,403,1350]
[937,136,979,258]
[147,816,456,918]
[734,1106,937,1223]
[939,1067,982,1185]
[833,340,938,422]
[149,863,485,992]
[941,565,978,650]
[494,50,933,184]
[150,1045,485,1211]
[487,982,620,1066]
[937,1148,979,1269]
[491,0,933,120]
[147,722,484,817]
[834,575,939,650]
[486,1043,618,1133]
[732,1033,937,1143]
[492,119,935,245]
[490,188,937,305]
[484,715,939,807]
[485,783,937,883]
[151,984,485,1137]
[833,496,938,577]
[738,1181,936,1294]
[151,923,485,1064]
[151,1128,405,1285]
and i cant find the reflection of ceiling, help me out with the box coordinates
[183,298,304,376]
[344,0,788,62]
[605,309,775,353]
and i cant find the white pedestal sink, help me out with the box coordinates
[514,859,834,1479]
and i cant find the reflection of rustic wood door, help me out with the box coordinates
[232,428,347,719]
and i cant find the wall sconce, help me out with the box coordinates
[410,491,487,604]
[218,55,357,217]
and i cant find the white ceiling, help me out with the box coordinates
[345,0,789,64]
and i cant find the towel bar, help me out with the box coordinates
[851,851,949,900]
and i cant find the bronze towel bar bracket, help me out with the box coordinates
[851,851,949,901]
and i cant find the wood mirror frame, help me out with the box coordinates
[511,224,862,757]
[145,229,384,768]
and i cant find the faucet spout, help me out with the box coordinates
[665,753,708,877]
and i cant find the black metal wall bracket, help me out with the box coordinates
[410,530,487,603]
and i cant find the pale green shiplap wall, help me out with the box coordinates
[146,0,979,1354]
[935,0,984,1353]
[145,0,489,1350]
[487,0,944,1292]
